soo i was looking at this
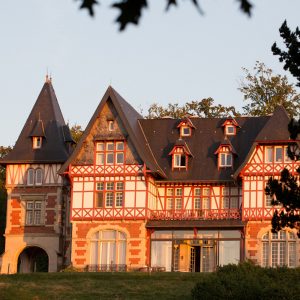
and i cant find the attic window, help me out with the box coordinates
[33,137,42,149]
[108,120,114,131]
[181,126,191,137]
[225,125,235,135]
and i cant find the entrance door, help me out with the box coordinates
[190,245,215,272]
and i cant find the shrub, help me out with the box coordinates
[191,262,300,300]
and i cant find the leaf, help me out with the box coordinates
[79,0,99,17]
[112,0,148,31]
[237,0,253,16]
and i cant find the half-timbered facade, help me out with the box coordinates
[0,77,73,273]
[1,83,299,273]
[59,87,299,272]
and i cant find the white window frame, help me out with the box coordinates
[35,168,43,185]
[219,153,233,167]
[180,126,191,137]
[25,200,44,226]
[27,169,34,186]
[225,125,235,135]
[108,121,114,131]
[173,153,187,168]
[275,146,283,163]
[265,146,274,163]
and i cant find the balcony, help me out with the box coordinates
[148,209,241,221]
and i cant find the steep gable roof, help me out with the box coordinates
[59,86,165,176]
[1,79,73,164]
[255,106,291,142]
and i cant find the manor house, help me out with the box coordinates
[0,78,299,273]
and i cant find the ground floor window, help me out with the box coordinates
[262,230,297,268]
[150,229,241,272]
[90,230,126,270]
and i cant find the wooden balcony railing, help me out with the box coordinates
[148,209,241,221]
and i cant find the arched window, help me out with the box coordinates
[262,230,297,268]
[27,169,34,186]
[90,230,126,271]
[35,168,43,185]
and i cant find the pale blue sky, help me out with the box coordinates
[0,1,299,146]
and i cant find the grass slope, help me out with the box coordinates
[0,272,204,300]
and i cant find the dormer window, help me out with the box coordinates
[174,153,186,168]
[220,153,232,167]
[225,125,235,135]
[33,136,42,149]
[177,117,195,138]
[215,143,236,169]
[222,118,240,136]
[169,142,192,170]
[181,126,191,137]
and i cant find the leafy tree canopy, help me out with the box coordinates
[0,146,12,191]
[239,61,300,117]
[272,20,300,88]
[267,22,300,237]
[69,124,84,144]
[77,0,253,31]
[146,98,240,119]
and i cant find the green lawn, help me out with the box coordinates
[0,272,204,300]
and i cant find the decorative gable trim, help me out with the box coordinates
[177,117,196,137]
[222,118,240,136]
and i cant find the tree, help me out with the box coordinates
[69,124,84,144]
[146,98,240,119]
[0,146,12,253]
[77,0,253,31]
[239,61,300,117]
[272,20,300,88]
[266,22,300,237]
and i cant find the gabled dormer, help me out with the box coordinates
[30,119,45,149]
[214,138,237,169]
[169,139,193,170]
[222,117,240,136]
[177,116,196,138]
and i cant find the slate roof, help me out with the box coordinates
[1,80,73,164]
[139,109,293,182]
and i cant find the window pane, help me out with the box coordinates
[97,143,104,151]
[116,153,124,164]
[35,169,43,185]
[221,153,226,166]
[180,155,186,166]
[175,188,182,196]
[226,154,232,166]
[289,243,296,267]
[116,142,124,151]
[96,192,103,207]
[194,198,201,209]
[106,182,114,190]
[167,198,173,209]
[106,142,114,151]
[167,188,174,196]
[106,192,113,207]
[175,198,182,209]
[96,153,104,165]
[115,192,123,207]
[275,147,283,162]
[27,169,34,185]
[262,242,269,267]
[35,201,42,209]
[106,153,114,164]
[102,230,116,240]
[266,147,273,163]
[194,188,201,196]
[34,210,41,225]
[26,211,33,225]
[284,146,292,162]
[116,182,123,190]
[27,202,34,209]
[96,182,104,190]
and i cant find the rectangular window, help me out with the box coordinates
[181,126,191,136]
[95,141,125,165]
[108,121,114,131]
[173,154,186,168]
[284,146,292,162]
[27,169,34,186]
[166,187,183,210]
[33,137,42,149]
[25,200,43,225]
[225,125,235,135]
[96,181,124,208]
[275,147,283,163]
[220,153,232,167]
[202,188,210,209]
[265,147,273,163]
[265,194,272,207]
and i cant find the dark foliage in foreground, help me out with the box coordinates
[191,262,300,300]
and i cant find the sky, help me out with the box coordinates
[0,1,300,146]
